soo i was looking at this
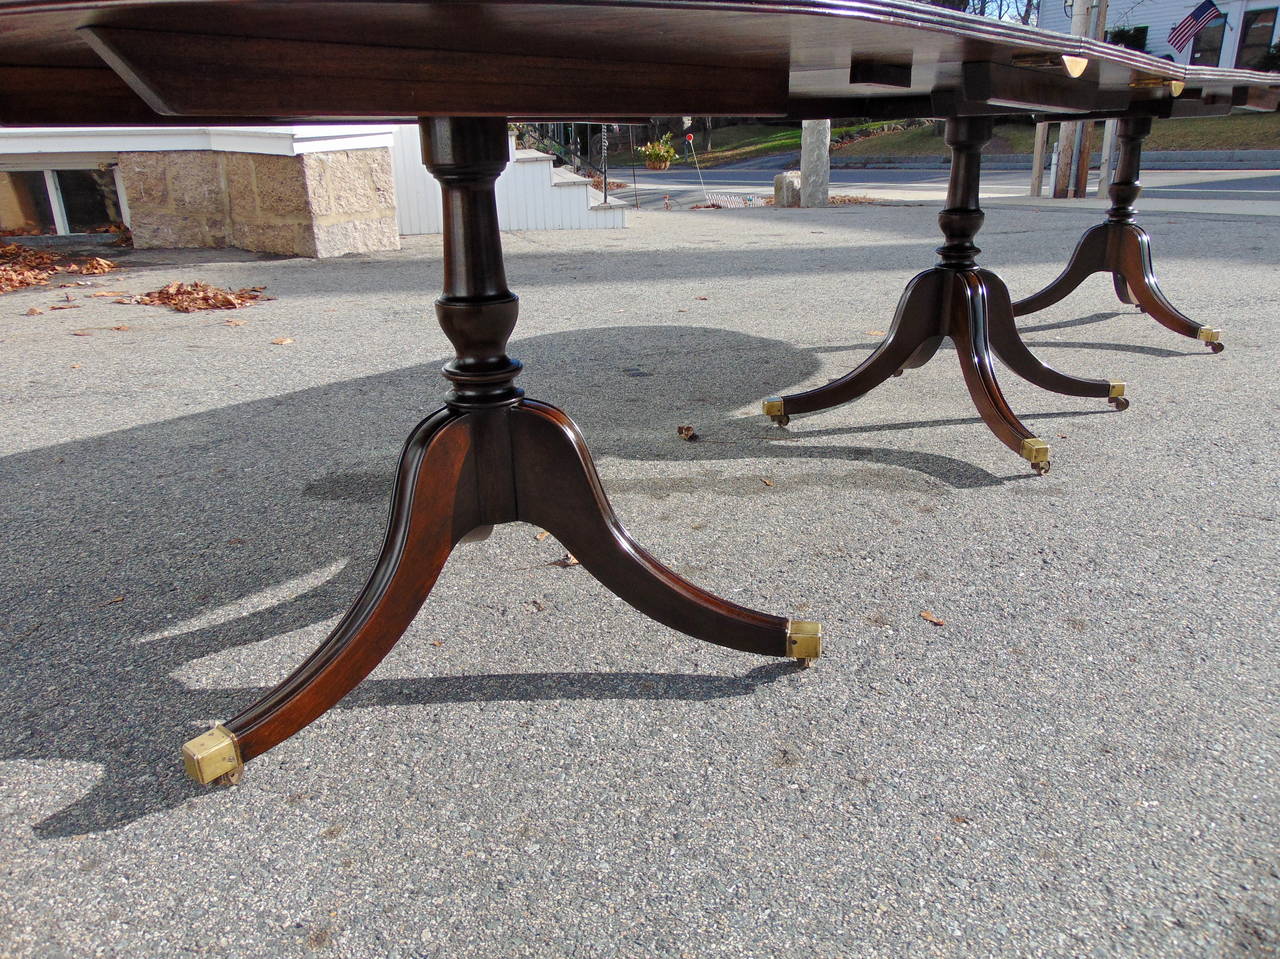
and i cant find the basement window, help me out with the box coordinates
[0,166,123,237]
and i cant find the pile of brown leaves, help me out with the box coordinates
[588,175,630,193]
[1,242,118,294]
[118,281,269,313]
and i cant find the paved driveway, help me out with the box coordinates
[1,203,1277,958]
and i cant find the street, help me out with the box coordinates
[610,164,1280,215]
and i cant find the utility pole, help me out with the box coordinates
[1054,0,1095,195]
[1072,0,1110,197]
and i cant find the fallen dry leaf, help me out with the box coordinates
[920,610,946,626]
[676,308,689,313]
[535,530,551,541]
[91,290,130,297]
[111,325,130,332]
[271,337,294,346]
[950,814,972,825]
[225,318,246,327]
[80,257,116,275]
[24,307,43,315]
[430,640,444,647]
[70,363,82,369]
[550,554,581,568]
[865,330,886,336]
[50,303,82,311]
[677,425,699,442]
[761,478,775,487]
[121,280,268,312]
[695,296,709,301]
[70,330,93,336]
[1,244,118,295]
[59,281,93,288]
[101,595,125,606]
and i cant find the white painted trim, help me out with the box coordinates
[0,152,115,171]
[113,164,131,228]
[44,169,69,235]
[0,125,395,157]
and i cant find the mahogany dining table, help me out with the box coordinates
[3,0,1278,786]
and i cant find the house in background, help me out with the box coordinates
[1039,0,1278,68]
[0,124,625,256]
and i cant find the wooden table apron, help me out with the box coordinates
[2,0,1277,784]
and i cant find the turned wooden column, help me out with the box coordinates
[936,117,992,270]
[1106,116,1151,225]
[421,117,523,409]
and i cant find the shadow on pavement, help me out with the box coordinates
[2,323,1021,837]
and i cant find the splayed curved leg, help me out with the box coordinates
[1113,273,1137,306]
[1016,118,1223,351]
[763,269,944,422]
[949,273,1050,474]
[182,117,823,786]
[1113,223,1223,351]
[512,401,809,659]
[1011,224,1108,317]
[981,268,1126,408]
[182,408,476,783]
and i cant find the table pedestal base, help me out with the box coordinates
[182,117,820,786]
[1011,117,1223,352]
[763,117,1125,475]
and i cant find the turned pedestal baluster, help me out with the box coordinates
[181,117,821,786]
[1012,116,1224,352]
[763,117,1124,476]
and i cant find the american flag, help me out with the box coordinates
[1167,0,1223,52]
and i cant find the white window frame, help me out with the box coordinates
[1,156,124,236]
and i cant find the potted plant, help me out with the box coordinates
[638,132,678,170]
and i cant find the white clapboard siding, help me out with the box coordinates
[1038,0,1278,66]
[390,124,627,235]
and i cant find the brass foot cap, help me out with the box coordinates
[1109,381,1125,398]
[786,620,822,661]
[1020,438,1050,464]
[1196,327,1222,343]
[182,723,243,785]
[762,397,785,417]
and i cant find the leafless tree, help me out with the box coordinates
[926,0,1039,24]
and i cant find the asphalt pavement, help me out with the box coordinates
[1,200,1277,958]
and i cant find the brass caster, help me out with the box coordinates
[785,620,822,665]
[762,396,790,427]
[182,723,244,785]
[1020,437,1050,475]
[1108,396,1129,411]
[1196,328,1223,352]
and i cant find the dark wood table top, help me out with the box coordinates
[2,0,1278,124]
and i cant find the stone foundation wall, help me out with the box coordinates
[117,147,399,257]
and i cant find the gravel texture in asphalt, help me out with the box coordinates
[1,204,1277,958]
